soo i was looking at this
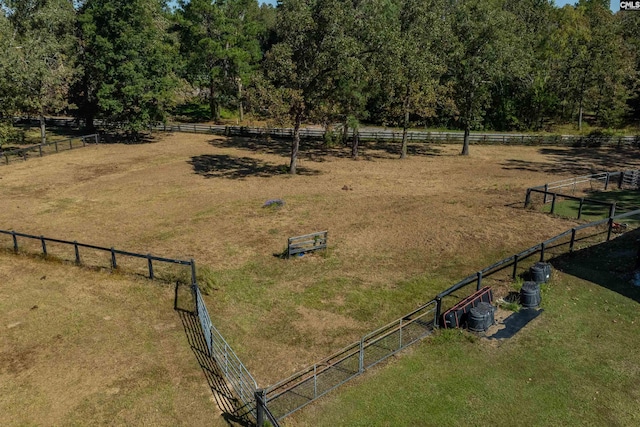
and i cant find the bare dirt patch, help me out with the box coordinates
[1,133,638,386]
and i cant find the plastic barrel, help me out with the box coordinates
[467,302,495,332]
[530,262,551,284]
[520,281,541,308]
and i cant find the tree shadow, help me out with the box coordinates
[174,282,255,427]
[552,229,640,304]
[501,146,640,176]
[189,154,320,179]
[361,141,445,159]
[206,136,444,162]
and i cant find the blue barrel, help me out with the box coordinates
[467,302,495,332]
[520,281,541,308]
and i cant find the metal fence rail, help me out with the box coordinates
[264,300,437,420]
[1,134,99,166]
[193,284,258,419]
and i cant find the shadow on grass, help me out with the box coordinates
[206,136,444,162]
[487,308,543,340]
[189,154,320,179]
[174,283,254,427]
[501,146,640,176]
[552,229,640,304]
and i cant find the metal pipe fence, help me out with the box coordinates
[1,134,99,166]
[264,300,437,420]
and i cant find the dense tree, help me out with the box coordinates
[78,0,179,135]
[447,0,519,155]
[176,0,263,121]
[1,0,77,144]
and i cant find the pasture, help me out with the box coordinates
[1,132,639,423]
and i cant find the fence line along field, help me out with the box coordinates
[1,132,639,387]
[0,253,227,427]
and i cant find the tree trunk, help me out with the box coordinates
[209,78,220,121]
[342,119,349,145]
[578,105,583,132]
[238,79,244,123]
[351,129,359,159]
[461,123,470,156]
[400,92,410,159]
[289,111,302,175]
[39,113,46,145]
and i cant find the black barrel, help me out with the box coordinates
[467,302,495,332]
[520,281,541,308]
[530,262,551,284]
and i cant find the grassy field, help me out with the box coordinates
[1,131,639,423]
[290,231,640,427]
[0,252,230,427]
[540,189,640,225]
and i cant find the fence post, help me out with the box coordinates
[69,138,73,150]
[570,228,577,253]
[255,389,265,427]
[4,153,8,165]
[550,193,557,214]
[12,231,18,252]
[54,140,58,152]
[607,218,614,242]
[524,189,531,208]
[540,242,545,262]
[111,247,117,269]
[190,258,197,286]
[94,134,99,144]
[604,172,610,190]
[41,236,47,257]
[74,241,80,264]
[314,364,318,397]
[609,203,616,218]
[358,339,365,373]
[147,254,154,279]
[476,271,483,291]
[81,137,86,147]
[38,145,43,157]
[618,171,625,189]
[543,184,549,203]
[578,198,584,220]
[434,297,442,328]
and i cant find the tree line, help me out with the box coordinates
[1,0,639,172]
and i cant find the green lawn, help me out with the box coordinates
[289,232,640,427]
[541,189,640,224]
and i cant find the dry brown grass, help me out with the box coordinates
[1,133,639,388]
[0,252,227,427]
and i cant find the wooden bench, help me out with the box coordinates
[441,286,494,329]
[287,231,328,258]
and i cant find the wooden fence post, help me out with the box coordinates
[476,271,483,291]
[550,193,557,214]
[618,171,624,189]
[609,203,616,218]
[54,140,58,152]
[434,297,442,328]
[604,172,610,190]
[256,389,265,427]
[570,228,576,253]
[41,236,47,257]
[512,254,519,279]
[524,189,532,208]
[147,254,154,279]
[111,247,117,269]
[74,241,80,264]
[578,198,584,220]
[190,259,197,286]
[540,242,545,262]
[12,231,18,252]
